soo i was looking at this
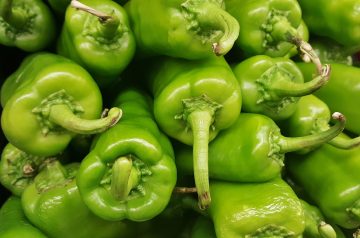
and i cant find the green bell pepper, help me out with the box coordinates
[297,62,360,136]
[175,112,345,183]
[124,0,239,59]
[231,55,330,121]
[300,199,337,238]
[224,0,322,73]
[189,215,217,238]
[145,56,241,209]
[21,159,136,238]
[208,177,305,237]
[298,0,360,49]
[280,94,360,154]
[47,0,70,16]
[0,196,47,238]
[0,0,56,52]
[0,52,122,157]
[77,88,177,221]
[57,0,136,87]
[286,144,360,229]
[0,143,68,196]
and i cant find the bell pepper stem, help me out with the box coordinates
[0,0,27,28]
[271,64,331,97]
[181,0,239,56]
[187,110,212,210]
[279,112,346,153]
[111,156,139,201]
[48,104,122,134]
[270,15,322,74]
[71,0,120,38]
[173,187,197,193]
[329,135,360,149]
[318,221,337,238]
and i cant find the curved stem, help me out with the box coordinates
[181,1,239,56]
[187,110,212,210]
[71,0,112,22]
[279,112,346,153]
[48,104,122,134]
[111,156,139,201]
[271,64,330,97]
[329,135,360,150]
[270,16,322,74]
[0,0,27,28]
[318,221,337,238]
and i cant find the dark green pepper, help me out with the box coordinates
[0,196,47,238]
[124,0,239,59]
[0,52,122,157]
[286,144,360,229]
[189,215,217,238]
[0,0,56,52]
[298,0,360,49]
[231,55,330,121]
[47,0,70,16]
[77,88,177,221]
[21,159,135,238]
[0,143,68,196]
[208,177,305,237]
[144,56,241,209]
[297,62,360,136]
[175,112,345,183]
[224,0,322,73]
[280,94,360,154]
[57,0,136,87]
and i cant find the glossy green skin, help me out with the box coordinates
[298,62,360,135]
[298,0,360,47]
[209,178,305,238]
[0,196,47,238]
[22,162,134,238]
[125,0,238,59]
[77,89,177,221]
[175,113,286,182]
[232,55,304,121]
[48,0,70,15]
[149,56,241,145]
[287,144,360,229]
[225,0,302,57]
[300,199,328,238]
[0,53,103,156]
[0,0,56,52]
[57,0,135,87]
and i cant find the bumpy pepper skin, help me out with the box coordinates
[297,62,360,135]
[0,0,56,52]
[57,0,136,87]
[225,0,305,58]
[286,144,360,229]
[0,196,47,238]
[231,55,329,121]
[0,53,121,157]
[298,0,360,48]
[124,0,239,59]
[0,143,68,196]
[147,56,241,209]
[77,89,177,221]
[208,178,305,238]
[21,160,134,238]
[175,112,345,183]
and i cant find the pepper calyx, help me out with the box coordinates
[246,224,295,238]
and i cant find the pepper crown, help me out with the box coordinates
[181,0,239,56]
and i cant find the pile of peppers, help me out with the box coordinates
[1,0,360,237]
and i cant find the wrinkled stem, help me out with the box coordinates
[271,64,330,97]
[0,0,27,28]
[71,0,112,22]
[181,1,239,56]
[188,110,212,210]
[329,134,360,149]
[48,104,122,134]
[111,156,139,201]
[279,112,346,153]
[173,187,197,193]
[318,221,337,238]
